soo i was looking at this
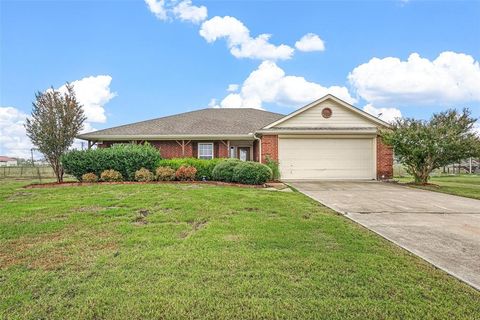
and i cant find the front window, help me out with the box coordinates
[198,143,214,159]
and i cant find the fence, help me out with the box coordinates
[0,166,57,180]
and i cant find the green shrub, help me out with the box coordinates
[155,166,176,181]
[157,158,224,180]
[265,156,280,181]
[100,169,123,182]
[212,159,241,182]
[81,172,98,183]
[62,143,161,181]
[135,168,154,182]
[175,165,197,181]
[232,162,272,185]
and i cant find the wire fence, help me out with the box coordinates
[0,166,57,180]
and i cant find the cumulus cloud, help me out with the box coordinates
[0,75,114,158]
[172,0,207,23]
[348,51,480,107]
[211,61,355,109]
[145,0,168,20]
[295,33,325,52]
[58,75,116,123]
[363,104,402,123]
[199,16,294,60]
[227,84,239,92]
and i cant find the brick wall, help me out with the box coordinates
[376,136,393,179]
[217,142,229,158]
[150,141,192,158]
[260,135,278,163]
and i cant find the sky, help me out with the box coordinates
[1,0,479,158]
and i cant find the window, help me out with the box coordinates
[198,143,214,159]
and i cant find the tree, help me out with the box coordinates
[25,84,86,183]
[381,108,480,184]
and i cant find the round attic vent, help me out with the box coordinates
[322,107,332,118]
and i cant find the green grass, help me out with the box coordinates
[0,180,479,319]
[397,175,480,200]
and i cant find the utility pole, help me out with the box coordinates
[30,148,35,167]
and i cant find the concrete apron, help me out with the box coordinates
[287,180,480,291]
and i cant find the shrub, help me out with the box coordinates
[100,169,123,182]
[212,159,241,182]
[175,165,197,181]
[265,156,280,181]
[156,166,176,181]
[232,162,272,185]
[62,143,161,181]
[81,172,98,183]
[135,167,154,182]
[157,158,224,180]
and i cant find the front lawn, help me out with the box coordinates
[1,180,479,319]
[397,174,480,200]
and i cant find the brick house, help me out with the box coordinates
[78,94,393,180]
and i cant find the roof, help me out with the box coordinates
[263,94,391,129]
[78,108,285,140]
[0,156,17,162]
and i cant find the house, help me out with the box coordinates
[0,156,18,166]
[78,94,393,180]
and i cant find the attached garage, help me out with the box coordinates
[259,95,393,180]
[278,136,376,180]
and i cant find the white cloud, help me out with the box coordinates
[227,84,239,92]
[145,0,167,20]
[59,75,116,123]
[363,104,402,123]
[295,33,325,52]
[199,16,294,60]
[348,51,480,107]
[213,61,356,109]
[0,75,114,158]
[0,107,32,158]
[172,0,207,23]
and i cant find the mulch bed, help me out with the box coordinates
[24,180,265,189]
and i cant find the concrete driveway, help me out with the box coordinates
[289,181,480,290]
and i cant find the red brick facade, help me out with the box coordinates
[260,135,278,163]
[376,136,394,180]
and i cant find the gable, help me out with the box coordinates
[274,99,377,128]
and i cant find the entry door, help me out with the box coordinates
[238,147,249,161]
[278,137,375,180]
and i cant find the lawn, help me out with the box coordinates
[397,175,480,200]
[1,180,479,319]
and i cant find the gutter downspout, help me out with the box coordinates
[253,133,262,163]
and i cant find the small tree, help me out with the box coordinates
[25,84,86,183]
[382,108,480,184]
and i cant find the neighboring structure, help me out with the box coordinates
[78,94,393,180]
[0,156,18,166]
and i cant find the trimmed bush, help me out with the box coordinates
[265,156,280,181]
[232,162,272,185]
[81,172,98,183]
[212,159,241,182]
[157,158,224,180]
[156,166,176,181]
[100,169,123,182]
[175,165,197,181]
[135,168,154,182]
[62,143,161,181]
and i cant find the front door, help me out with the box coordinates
[238,147,249,161]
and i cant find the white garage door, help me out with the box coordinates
[278,137,375,180]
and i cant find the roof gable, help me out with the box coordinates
[264,95,390,129]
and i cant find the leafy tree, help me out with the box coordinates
[25,84,86,182]
[382,108,480,184]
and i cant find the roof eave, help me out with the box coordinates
[76,134,256,141]
[256,128,378,135]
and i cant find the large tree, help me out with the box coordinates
[382,108,480,184]
[25,84,86,183]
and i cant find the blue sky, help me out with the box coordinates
[1,0,479,157]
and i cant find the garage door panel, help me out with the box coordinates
[279,138,374,180]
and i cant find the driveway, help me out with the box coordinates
[289,181,480,290]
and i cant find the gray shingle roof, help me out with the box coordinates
[78,108,285,139]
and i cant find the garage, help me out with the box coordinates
[278,137,376,180]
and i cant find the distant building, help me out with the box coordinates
[0,156,18,166]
